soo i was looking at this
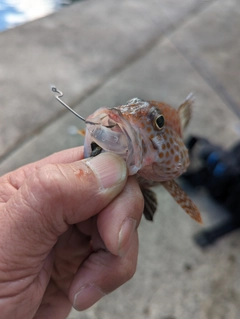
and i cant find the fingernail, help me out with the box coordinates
[118,218,137,257]
[86,153,127,189]
[73,284,105,311]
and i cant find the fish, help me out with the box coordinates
[83,93,202,224]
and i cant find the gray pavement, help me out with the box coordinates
[1,0,240,318]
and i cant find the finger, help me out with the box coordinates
[2,153,128,266]
[69,231,139,311]
[34,281,72,319]
[38,146,84,165]
[51,226,92,292]
[76,177,143,257]
[96,176,144,257]
[0,147,84,197]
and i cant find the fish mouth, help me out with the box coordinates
[84,107,143,175]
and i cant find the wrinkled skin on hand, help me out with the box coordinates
[0,147,144,319]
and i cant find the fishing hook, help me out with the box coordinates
[51,86,115,128]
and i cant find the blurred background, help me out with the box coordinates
[0,0,240,318]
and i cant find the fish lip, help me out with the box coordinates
[84,107,143,175]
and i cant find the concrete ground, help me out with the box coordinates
[1,0,240,318]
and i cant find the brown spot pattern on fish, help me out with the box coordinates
[83,94,202,224]
[162,180,202,224]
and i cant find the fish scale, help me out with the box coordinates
[83,94,202,224]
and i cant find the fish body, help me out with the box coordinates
[84,94,202,223]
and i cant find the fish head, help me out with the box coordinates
[84,102,144,175]
[84,95,193,180]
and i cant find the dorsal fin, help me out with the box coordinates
[178,93,194,131]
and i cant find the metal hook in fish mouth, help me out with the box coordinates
[51,86,116,128]
[52,86,88,123]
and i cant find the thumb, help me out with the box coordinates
[2,153,128,261]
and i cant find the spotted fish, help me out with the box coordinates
[83,93,202,224]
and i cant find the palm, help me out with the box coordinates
[35,225,92,318]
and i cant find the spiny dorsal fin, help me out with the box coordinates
[178,93,194,131]
[161,179,202,224]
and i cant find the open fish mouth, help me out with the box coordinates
[83,107,143,175]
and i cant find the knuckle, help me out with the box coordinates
[117,257,137,282]
[34,163,66,192]
[83,250,137,286]
[23,164,68,235]
[128,177,145,220]
[134,190,145,216]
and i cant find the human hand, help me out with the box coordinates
[0,147,144,319]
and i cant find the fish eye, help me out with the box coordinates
[155,115,165,130]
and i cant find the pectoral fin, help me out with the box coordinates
[78,129,86,136]
[141,188,158,221]
[161,179,202,224]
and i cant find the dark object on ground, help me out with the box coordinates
[182,136,240,247]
